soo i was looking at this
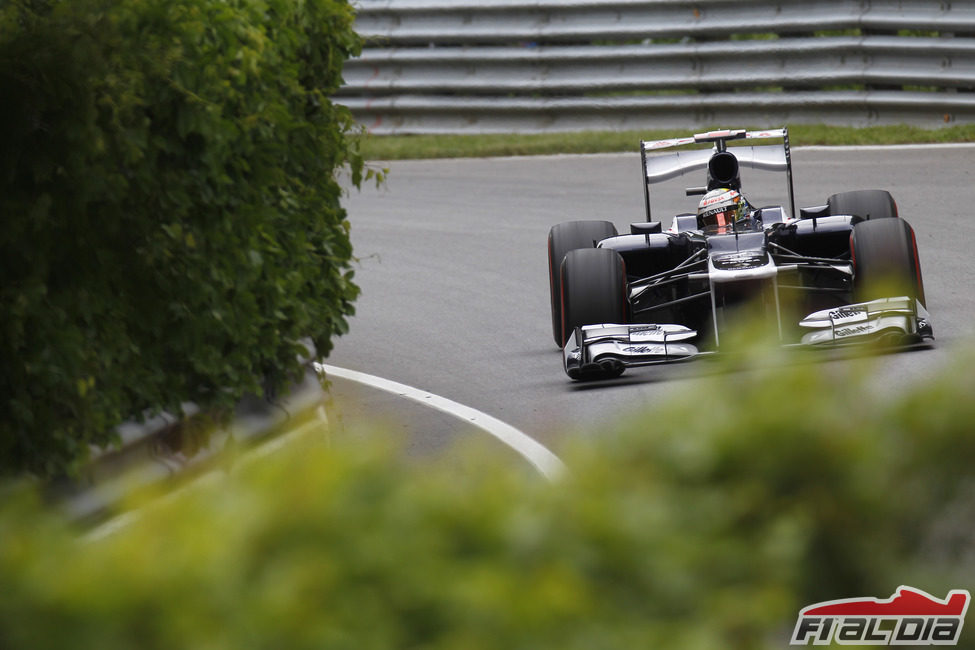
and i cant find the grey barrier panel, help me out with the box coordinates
[341,0,975,133]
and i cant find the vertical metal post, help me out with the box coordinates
[640,141,652,221]
[783,126,796,219]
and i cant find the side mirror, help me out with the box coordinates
[630,222,662,235]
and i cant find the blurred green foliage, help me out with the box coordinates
[0,0,371,477]
[1,343,974,649]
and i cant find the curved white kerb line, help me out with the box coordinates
[319,364,566,482]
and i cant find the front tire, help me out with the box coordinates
[548,220,618,346]
[560,247,627,351]
[851,218,926,307]
[828,189,898,220]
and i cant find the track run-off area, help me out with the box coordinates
[324,144,975,472]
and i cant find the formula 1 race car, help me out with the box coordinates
[547,128,932,380]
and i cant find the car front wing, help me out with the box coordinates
[562,297,933,379]
[563,324,700,380]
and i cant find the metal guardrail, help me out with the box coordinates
[56,365,329,526]
[341,0,975,134]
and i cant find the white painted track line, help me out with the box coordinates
[795,142,975,152]
[319,363,567,481]
[85,367,566,542]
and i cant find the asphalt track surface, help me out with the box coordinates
[324,145,975,467]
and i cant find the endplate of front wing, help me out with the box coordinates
[563,324,700,379]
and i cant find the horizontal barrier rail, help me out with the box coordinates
[58,365,328,526]
[341,37,975,94]
[342,91,975,134]
[344,0,975,134]
[354,0,975,45]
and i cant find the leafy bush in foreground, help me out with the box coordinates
[0,0,366,477]
[1,344,974,649]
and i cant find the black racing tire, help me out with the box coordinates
[560,247,627,351]
[851,218,926,307]
[827,189,898,220]
[548,220,618,346]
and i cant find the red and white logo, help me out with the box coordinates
[791,586,971,645]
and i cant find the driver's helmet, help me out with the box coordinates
[697,188,751,232]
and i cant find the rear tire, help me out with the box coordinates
[851,218,926,307]
[828,189,898,220]
[548,220,618,346]
[560,247,627,349]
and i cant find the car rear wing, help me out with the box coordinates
[639,128,795,223]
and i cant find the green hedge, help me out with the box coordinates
[1,343,973,649]
[0,0,370,476]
